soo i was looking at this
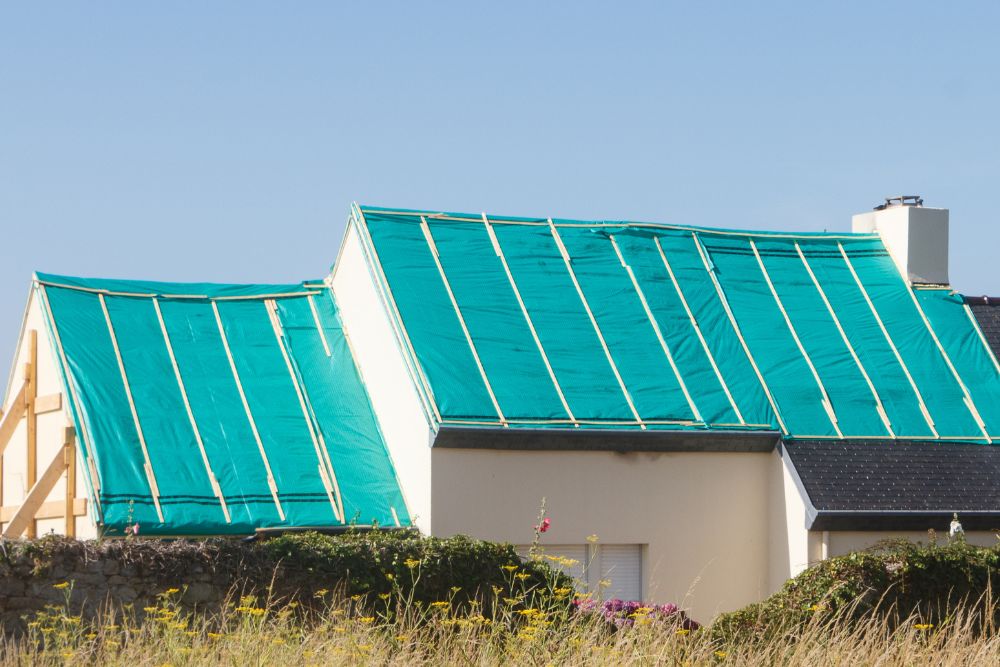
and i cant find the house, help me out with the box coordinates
[2,196,999,619]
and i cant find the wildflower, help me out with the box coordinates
[207,632,223,639]
[53,582,70,590]
[515,573,531,581]
[450,586,461,593]
[313,589,329,598]
[358,616,375,624]
[501,565,518,572]
[272,638,286,644]
[536,518,551,533]
[430,601,450,609]
[809,603,825,613]
[185,631,197,637]
[350,594,362,601]
[714,650,728,659]
[249,608,267,617]
[385,572,395,580]
[378,593,390,600]
[676,628,690,636]
[503,597,520,605]
[163,587,180,595]
[554,587,572,596]
[914,623,934,631]
[491,586,503,595]
[395,634,409,641]
[143,606,159,613]
[86,632,97,639]
[404,558,420,569]
[586,534,599,543]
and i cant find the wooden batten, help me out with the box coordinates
[65,428,76,537]
[1,426,75,539]
[0,498,87,523]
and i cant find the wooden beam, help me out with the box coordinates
[0,382,27,456]
[34,393,62,415]
[0,498,87,523]
[64,429,76,537]
[26,331,37,539]
[1,428,71,539]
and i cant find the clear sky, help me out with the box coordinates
[2,2,999,383]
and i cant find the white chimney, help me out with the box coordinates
[851,196,949,285]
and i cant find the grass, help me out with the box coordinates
[6,580,1000,665]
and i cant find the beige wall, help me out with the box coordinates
[1,288,96,539]
[430,447,774,621]
[826,530,997,556]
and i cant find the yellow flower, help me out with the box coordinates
[450,586,461,593]
[586,534,599,543]
[675,628,690,636]
[86,632,97,639]
[491,586,503,595]
[503,597,520,605]
[185,631,197,637]
[385,573,395,580]
[514,573,531,581]
[501,565,518,572]
[272,638,285,645]
[162,587,180,595]
[553,587,572,596]
[53,582,71,590]
[143,606,158,613]
[430,601,449,609]
[404,558,420,569]
[249,608,267,617]
[714,650,728,659]
[914,623,934,631]
[358,616,375,624]
[395,634,409,641]
[313,589,329,598]
[208,632,223,639]
[350,594,362,601]
[378,593,390,600]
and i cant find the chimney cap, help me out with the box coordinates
[874,195,924,211]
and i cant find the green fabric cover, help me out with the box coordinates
[37,272,409,536]
[359,206,1000,443]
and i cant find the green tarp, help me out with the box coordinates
[36,272,409,536]
[358,206,1000,442]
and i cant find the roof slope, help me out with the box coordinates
[785,439,1000,530]
[34,272,409,536]
[355,205,1000,443]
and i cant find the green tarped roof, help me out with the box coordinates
[34,272,409,536]
[355,204,1000,443]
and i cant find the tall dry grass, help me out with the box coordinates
[4,582,1000,666]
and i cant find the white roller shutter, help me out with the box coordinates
[599,544,642,601]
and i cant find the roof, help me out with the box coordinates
[34,272,409,536]
[784,439,1000,530]
[966,296,1000,361]
[355,205,1000,443]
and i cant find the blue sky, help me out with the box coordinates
[2,3,999,381]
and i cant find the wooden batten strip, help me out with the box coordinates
[25,331,37,538]
[796,243,895,437]
[2,436,69,538]
[0,498,87,523]
[838,243,939,437]
[265,299,344,522]
[153,298,231,523]
[0,382,27,456]
[549,220,645,429]
[610,235,703,423]
[653,237,744,424]
[483,213,577,425]
[99,294,164,523]
[34,393,62,415]
[750,240,843,438]
[692,233,788,434]
[211,301,285,520]
[420,217,508,426]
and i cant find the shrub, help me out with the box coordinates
[712,537,1000,644]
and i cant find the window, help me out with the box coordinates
[599,544,643,602]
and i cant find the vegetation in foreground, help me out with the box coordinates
[5,534,1000,665]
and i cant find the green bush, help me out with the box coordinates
[713,537,1000,644]
[258,529,574,611]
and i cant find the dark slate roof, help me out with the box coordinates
[784,439,1000,531]
[965,296,1000,361]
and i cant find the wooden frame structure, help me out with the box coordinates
[0,329,85,538]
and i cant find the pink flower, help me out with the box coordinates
[537,518,551,533]
[126,523,139,536]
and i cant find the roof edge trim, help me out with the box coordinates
[433,426,781,453]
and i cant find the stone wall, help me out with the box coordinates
[0,537,317,633]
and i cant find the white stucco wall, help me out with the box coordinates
[766,449,813,593]
[430,447,773,621]
[2,288,95,539]
[331,222,434,532]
